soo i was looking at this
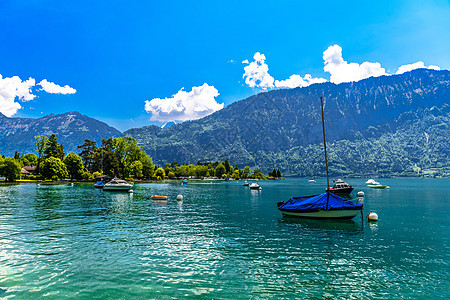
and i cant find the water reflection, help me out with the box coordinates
[279,216,363,233]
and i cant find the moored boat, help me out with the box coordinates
[103,177,133,192]
[94,181,104,188]
[277,193,363,219]
[151,195,168,200]
[249,182,262,190]
[243,180,249,186]
[327,179,354,195]
[278,97,363,219]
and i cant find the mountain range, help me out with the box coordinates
[1,69,448,177]
[122,69,449,177]
[0,112,121,156]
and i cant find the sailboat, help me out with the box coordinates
[277,97,363,219]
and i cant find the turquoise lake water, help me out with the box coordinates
[0,178,449,299]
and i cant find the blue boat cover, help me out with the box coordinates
[94,181,104,185]
[279,192,362,212]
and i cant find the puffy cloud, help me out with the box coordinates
[275,74,327,89]
[395,61,440,74]
[242,52,327,90]
[38,79,76,94]
[323,45,387,84]
[0,75,36,117]
[144,83,224,122]
[0,73,76,117]
[242,52,275,89]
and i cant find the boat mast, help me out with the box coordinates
[320,96,330,191]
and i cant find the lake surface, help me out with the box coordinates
[0,178,449,299]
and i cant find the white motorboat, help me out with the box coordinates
[249,182,262,190]
[103,177,133,191]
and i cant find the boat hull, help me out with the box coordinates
[368,185,387,189]
[328,187,354,194]
[103,185,133,191]
[280,209,361,219]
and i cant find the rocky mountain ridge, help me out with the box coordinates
[123,69,450,176]
[0,111,121,156]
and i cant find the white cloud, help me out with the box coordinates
[0,73,76,117]
[275,74,327,89]
[242,52,327,90]
[323,45,387,84]
[144,83,224,122]
[395,61,440,74]
[38,79,76,94]
[0,75,36,117]
[242,52,275,89]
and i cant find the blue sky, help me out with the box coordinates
[0,0,449,131]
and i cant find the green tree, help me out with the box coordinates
[242,166,251,179]
[77,139,98,171]
[41,157,68,180]
[0,158,22,181]
[22,153,38,166]
[214,163,226,178]
[126,161,143,178]
[276,169,281,178]
[140,154,154,179]
[44,134,65,160]
[35,134,48,173]
[224,160,231,174]
[154,167,165,180]
[63,152,84,180]
[101,138,121,176]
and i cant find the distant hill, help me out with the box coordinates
[0,111,121,156]
[123,69,450,177]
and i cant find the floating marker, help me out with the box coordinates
[357,190,364,197]
[367,211,378,221]
[128,190,133,193]
[176,194,183,201]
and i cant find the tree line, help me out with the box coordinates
[0,134,282,182]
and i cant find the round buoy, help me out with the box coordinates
[386,186,390,189]
[367,211,378,222]
[37,184,40,187]
[357,190,364,197]
[71,183,74,186]
[176,194,183,201]
[128,189,133,193]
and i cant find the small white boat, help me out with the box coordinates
[308,179,316,183]
[103,177,133,191]
[243,180,249,186]
[249,182,262,190]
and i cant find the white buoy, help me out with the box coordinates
[367,211,378,222]
[71,183,74,186]
[128,189,133,193]
[386,186,390,189]
[357,190,364,197]
[37,184,40,187]
[176,194,183,201]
